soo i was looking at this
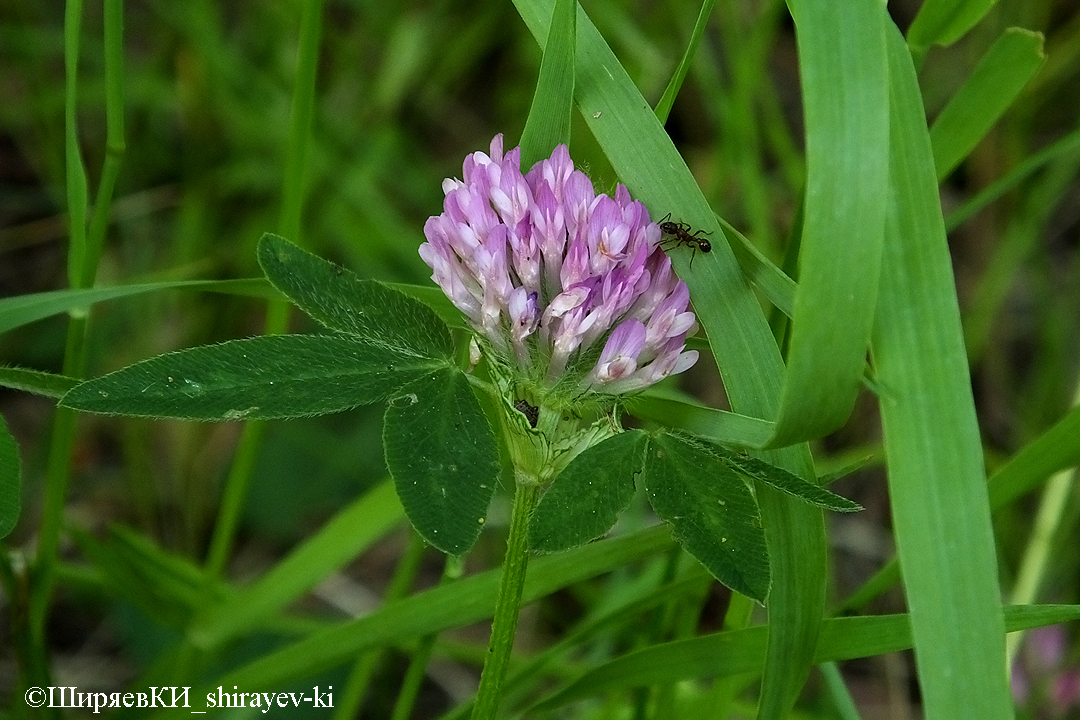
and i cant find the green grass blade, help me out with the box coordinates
[840,402,1080,614]
[73,526,228,629]
[654,0,716,124]
[519,0,574,167]
[529,605,1080,711]
[0,279,277,336]
[278,0,323,244]
[871,23,1011,720]
[80,0,126,289]
[769,0,888,447]
[962,148,1080,362]
[987,402,1080,509]
[626,393,776,448]
[198,526,674,695]
[511,1,828,713]
[191,480,404,646]
[930,28,1045,180]
[907,0,999,59]
[944,124,1080,231]
[820,662,863,720]
[717,215,796,319]
[63,0,89,288]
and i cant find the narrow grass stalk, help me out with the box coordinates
[1005,378,1080,666]
[653,0,717,125]
[81,0,126,289]
[391,634,439,720]
[203,0,324,577]
[470,478,541,720]
[333,532,427,720]
[820,662,863,720]
[29,0,122,698]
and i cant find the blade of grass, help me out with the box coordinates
[0,279,277,335]
[962,147,1080,362]
[176,526,675,702]
[654,0,716,124]
[871,23,1011,720]
[930,28,1045,181]
[988,402,1080,509]
[839,400,1080,614]
[511,2,831,714]
[331,533,427,720]
[191,480,405,647]
[28,0,98,699]
[716,215,796,319]
[768,0,888,448]
[80,0,126,288]
[528,604,1080,711]
[907,0,999,64]
[519,0,575,167]
[1005,379,1080,664]
[820,662,863,720]
[202,0,325,580]
[944,125,1080,231]
[626,392,776,448]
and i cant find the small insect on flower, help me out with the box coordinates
[659,213,711,267]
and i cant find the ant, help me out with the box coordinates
[658,213,711,267]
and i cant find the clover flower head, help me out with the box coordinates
[420,134,698,394]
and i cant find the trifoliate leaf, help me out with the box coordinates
[61,335,442,420]
[643,432,770,602]
[384,368,500,556]
[530,430,648,553]
[712,445,862,512]
[258,234,453,359]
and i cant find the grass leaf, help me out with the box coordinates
[871,23,1012,719]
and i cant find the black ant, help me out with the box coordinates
[658,213,711,266]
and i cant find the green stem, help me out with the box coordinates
[31,0,125,695]
[332,532,427,720]
[391,554,460,720]
[470,478,541,720]
[81,0,125,288]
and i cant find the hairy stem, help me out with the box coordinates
[470,476,541,720]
